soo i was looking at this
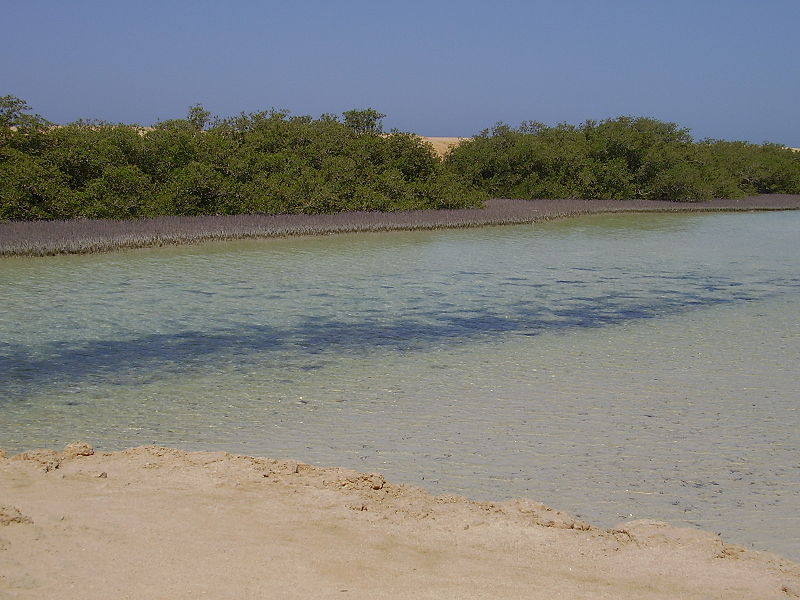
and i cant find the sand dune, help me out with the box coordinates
[418,136,468,157]
[1,444,798,599]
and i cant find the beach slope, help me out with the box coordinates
[1,445,798,599]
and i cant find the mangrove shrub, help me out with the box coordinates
[2,96,799,221]
[444,116,800,201]
[0,98,484,221]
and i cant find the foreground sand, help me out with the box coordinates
[1,445,798,599]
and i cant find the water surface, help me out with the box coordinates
[1,211,798,559]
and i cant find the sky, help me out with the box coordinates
[2,0,799,145]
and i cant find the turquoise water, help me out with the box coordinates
[1,211,798,559]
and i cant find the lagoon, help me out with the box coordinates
[1,211,798,558]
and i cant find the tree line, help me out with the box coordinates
[1,95,798,221]
[446,118,800,201]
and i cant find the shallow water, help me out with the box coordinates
[1,211,799,559]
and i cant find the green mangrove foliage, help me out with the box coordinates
[444,117,800,201]
[0,97,484,221]
[2,95,799,221]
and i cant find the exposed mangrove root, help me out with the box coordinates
[2,196,799,257]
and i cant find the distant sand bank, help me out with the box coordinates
[2,445,799,599]
[418,136,468,157]
[2,195,799,257]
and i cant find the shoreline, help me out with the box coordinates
[2,195,799,257]
[2,444,799,599]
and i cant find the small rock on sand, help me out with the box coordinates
[63,442,94,459]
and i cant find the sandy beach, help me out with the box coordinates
[1,444,799,599]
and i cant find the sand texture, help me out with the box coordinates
[1,445,798,599]
[418,136,468,157]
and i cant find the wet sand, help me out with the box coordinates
[2,195,799,257]
[1,444,799,599]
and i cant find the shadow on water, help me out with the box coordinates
[2,272,797,399]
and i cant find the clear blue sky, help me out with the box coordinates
[3,0,798,145]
